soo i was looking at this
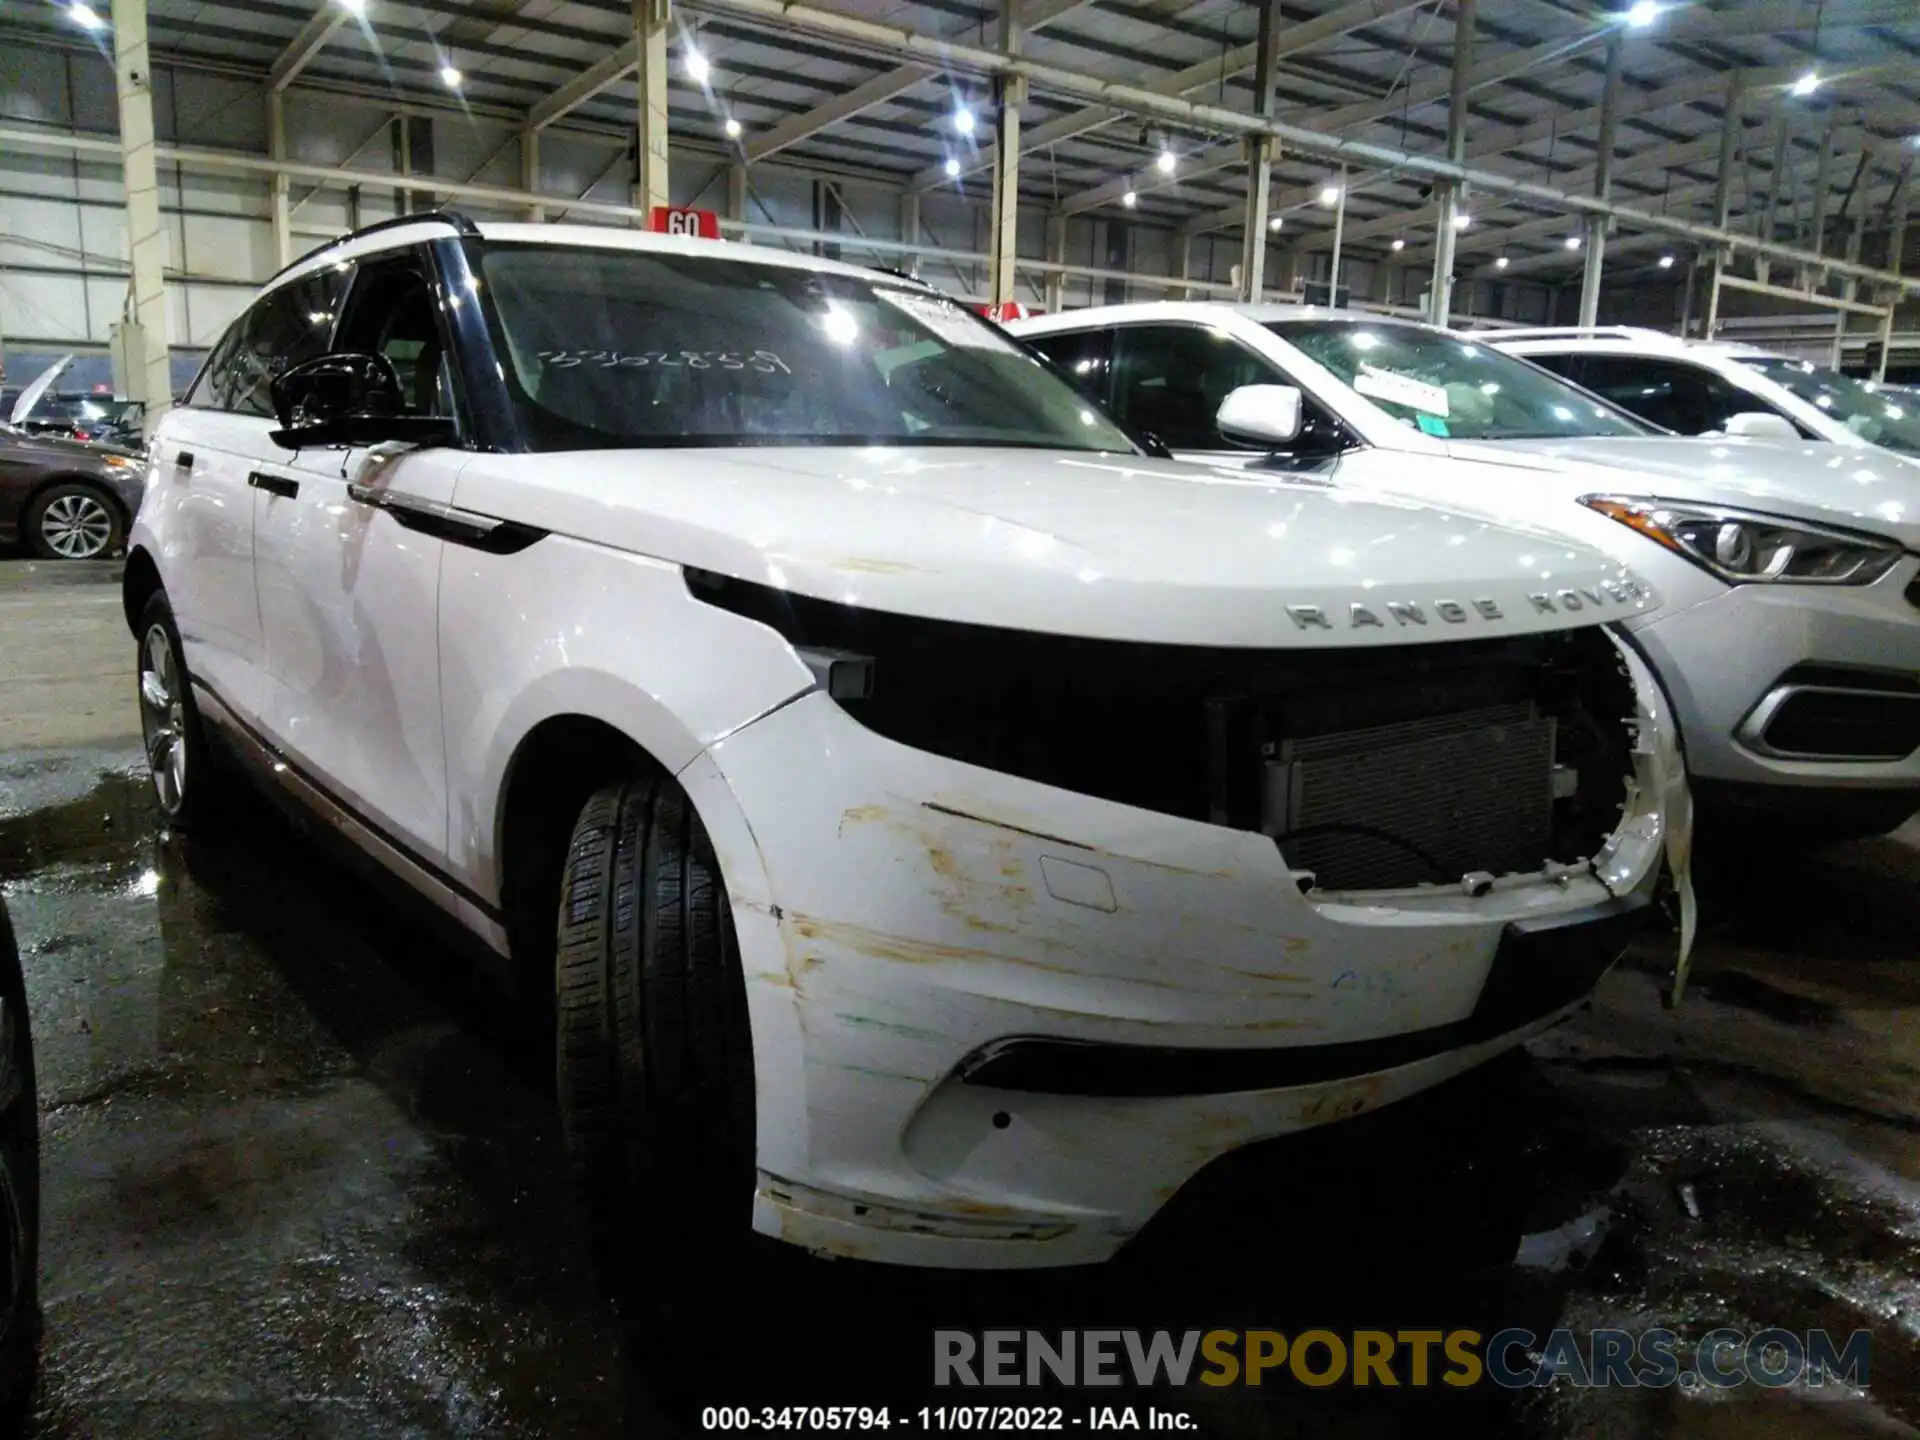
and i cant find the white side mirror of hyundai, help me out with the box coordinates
[1217,383,1304,447]
[1721,411,1800,440]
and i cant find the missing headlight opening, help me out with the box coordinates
[688,570,1634,892]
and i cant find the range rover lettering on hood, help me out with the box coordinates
[1287,575,1650,630]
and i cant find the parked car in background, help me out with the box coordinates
[1014,304,1920,839]
[0,424,146,559]
[1487,327,1920,460]
[126,215,1684,1327]
[0,895,41,1424]
[24,396,147,449]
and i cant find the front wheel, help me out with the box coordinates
[136,593,236,827]
[26,481,123,560]
[554,776,759,1352]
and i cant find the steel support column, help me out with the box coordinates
[1758,111,1788,284]
[1429,0,1475,325]
[1809,118,1835,257]
[1045,212,1066,310]
[987,0,1024,307]
[1326,165,1346,307]
[521,131,545,221]
[1882,167,1910,381]
[634,0,671,216]
[729,162,749,224]
[1238,0,1277,302]
[1577,33,1623,325]
[112,0,171,434]
[267,89,292,268]
[1704,73,1743,340]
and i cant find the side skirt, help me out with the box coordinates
[190,679,515,982]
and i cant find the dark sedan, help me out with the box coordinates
[0,426,147,560]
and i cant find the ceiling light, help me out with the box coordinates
[724,116,743,139]
[440,64,462,88]
[1658,254,1676,268]
[1452,212,1472,230]
[943,156,961,178]
[69,2,105,27]
[1495,255,1510,269]
[334,0,364,12]
[1156,149,1177,175]
[1564,234,1582,250]
[1792,71,1819,97]
[1122,189,1138,208]
[1268,216,1284,231]
[1624,1,1660,27]
[1319,184,1341,206]
[685,48,711,84]
[954,106,975,136]
[1391,238,1406,251]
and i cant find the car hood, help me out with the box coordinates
[1444,435,1920,548]
[9,355,72,426]
[456,446,1655,647]
[8,427,141,464]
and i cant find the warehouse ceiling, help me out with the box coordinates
[11,0,1920,274]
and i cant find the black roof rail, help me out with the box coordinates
[268,210,483,285]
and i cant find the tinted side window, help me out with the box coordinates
[333,251,458,419]
[1024,329,1113,409]
[1575,355,1764,436]
[204,270,344,416]
[1523,351,1588,388]
[1112,325,1287,451]
[182,326,239,408]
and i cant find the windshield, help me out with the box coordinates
[1268,321,1650,441]
[1736,357,1920,457]
[477,244,1139,454]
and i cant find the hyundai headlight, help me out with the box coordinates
[1579,496,1902,586]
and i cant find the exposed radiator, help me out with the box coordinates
[1262,702,1557,891]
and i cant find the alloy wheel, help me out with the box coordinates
[139,625,188,814]
[40,492,114,559]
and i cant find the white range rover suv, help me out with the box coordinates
[124,215,1686,1290]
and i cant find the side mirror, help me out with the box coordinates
[1721,410,1800,440]
[1217,384,1304,448]
[268,352,458,450]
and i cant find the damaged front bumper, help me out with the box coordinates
[677,636,1688,1268]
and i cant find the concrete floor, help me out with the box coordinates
[1,557,1917,1437]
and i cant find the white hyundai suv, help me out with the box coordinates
[1014,304,1920,840]
[1489,327,1920,462]
[124,216,1684,1298]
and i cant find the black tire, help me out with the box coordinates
[555,777,758,1337]
[0,901,40,1426]
[136,592,237,829]
[25,479,125,561]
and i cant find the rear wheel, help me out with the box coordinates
[553,776,759,1365]
[26,481,123,560]
[0,903,40,1425]
[136,593,237,828]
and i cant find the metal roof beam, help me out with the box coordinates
[674,0,1918,290]
[1056,140,1241,216]
[526,36,640,131]
[910,0,1432,193]
[268,4,350,92]
[744,63,932,162]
